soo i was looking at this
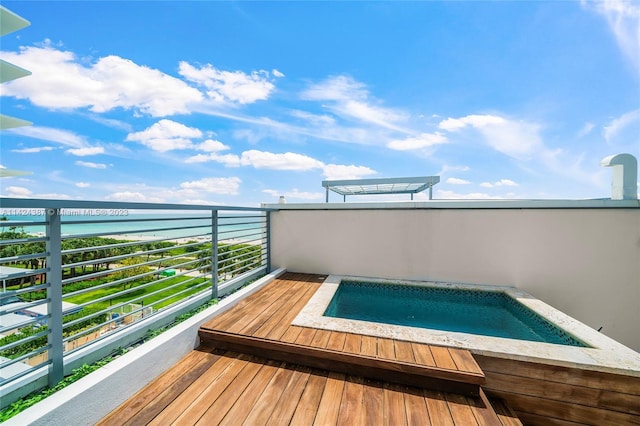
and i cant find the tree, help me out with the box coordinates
[112,257,151,290]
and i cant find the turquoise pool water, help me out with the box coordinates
[323,281,587,347]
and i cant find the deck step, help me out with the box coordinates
[199,329,485,397]
[99,346,512,425]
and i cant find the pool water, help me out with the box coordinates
[323,281,586,347]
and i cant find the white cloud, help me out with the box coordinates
[105,191,151,202]
[240,150,325,171]
[603,109,640,143]
[75,182,91,188]
[184,146,376,180]
[86,115,134,132]
[184,152,241,166]
[438,114,506,131]
[578,122,595,138]
[126,119,202,152]
[0,184,73,200]
[103,181,239,204]
[1,186,32,197]
[272,69,285,78]
[34,192,73,200]
[183,154,211,164]
[387,132,448,151]
[301,75,408,132]
[302,75,368,102]
[196,139,230,152]
[437,164,471,176]
[322,164,376,180]
[11,146,55,153]
[66,146,105,156]
[192,99,401,147]
[179,177,241,195]
[178,62,276,104]
[439,114,543,160]
[480,179,518,188]
[1,44,203,116]
[446,177,471,185]
[7,126,87,147]
[75,160,107,169]
[583,0,640,72]
[263,188,323,200]
[290,110,336,126]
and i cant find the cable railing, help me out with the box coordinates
[0,198,273,406]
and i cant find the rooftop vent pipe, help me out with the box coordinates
[600,153,637,200]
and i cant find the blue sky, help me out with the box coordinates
[1,1,639,205]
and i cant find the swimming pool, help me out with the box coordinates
[323,280,586,346]
[293,275,640,373]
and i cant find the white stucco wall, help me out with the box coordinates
[269,205,640,351]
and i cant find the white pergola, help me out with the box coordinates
[322,176,440,202]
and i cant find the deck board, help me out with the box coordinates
[383,382,408,424]
[431,345,458,370]
[280,325,303,343]
[335,375,365,425]
[146,352,244,425]
[265,365,312,425]
[360,335,378,357]
[241,362,295,425]
[265,283,320,340]
[289,370,329,425]
[97,347,221,426]
[395,340,416,363]
[313,371,346,425]
[404,386,431,425]
[342,332,361,354]
[217,359,280,425]
[251,280,313,338]
[99,273,517,426]
[412,342,436,367]
[295,326,318,345]
[326,331,346,351]
[100,351,503,426]
[447,393,482,425]
[362,378,385,426]
[424,389,455,426]
[194,356,268,425]
[377,337,396,359]
[310,328,332,348]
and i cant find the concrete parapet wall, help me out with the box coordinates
[270,206,640,351]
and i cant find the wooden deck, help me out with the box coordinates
[199,273,485,396]
[99,273,522,425]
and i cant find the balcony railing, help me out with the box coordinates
[0,198,273,406]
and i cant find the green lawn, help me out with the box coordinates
[65,275,210,312]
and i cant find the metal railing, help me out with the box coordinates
[0,198,273,406]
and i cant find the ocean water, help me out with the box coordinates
[0,213,266,243]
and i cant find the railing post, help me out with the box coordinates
[211,210,218,299]
[46,207,63,387]
[265,211,271,273]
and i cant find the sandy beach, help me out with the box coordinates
[29,232,262,246]
[103,234,262,246]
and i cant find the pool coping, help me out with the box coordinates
[292,275,640,377]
